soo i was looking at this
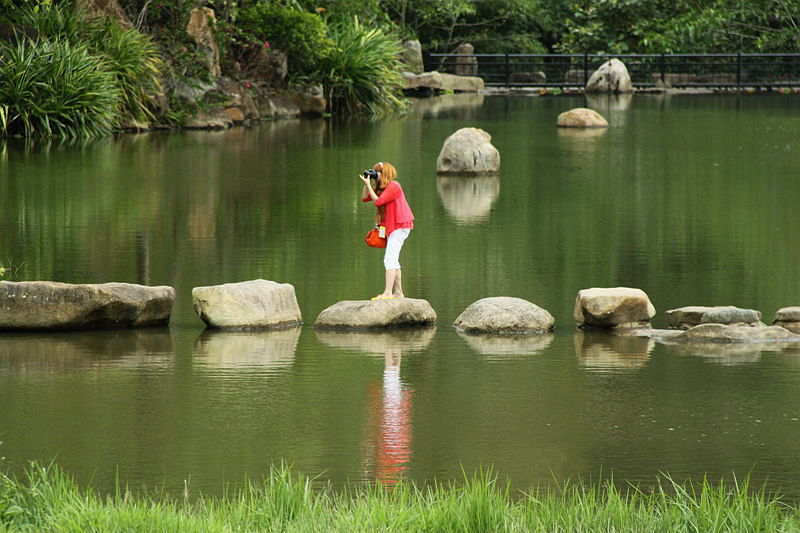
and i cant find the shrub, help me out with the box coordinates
[236,4,332,78]
[85,18,164,122]
[321,19,407,116]
[0,38,121,138]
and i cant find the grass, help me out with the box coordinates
[2,463,800,532]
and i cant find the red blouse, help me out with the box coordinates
[364,181,414,236]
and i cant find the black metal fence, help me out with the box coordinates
[425,53,800,89]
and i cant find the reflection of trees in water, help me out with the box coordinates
[574,330,653,372]
[193,326,300,370]
[436,176,500,224]
[0,329,174,374]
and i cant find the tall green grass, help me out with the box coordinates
[0,37,121,138]
[322,18,407,116]
[2,462,800,532]
[0,2,163,137]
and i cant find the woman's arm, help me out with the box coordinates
[359,175,380,201]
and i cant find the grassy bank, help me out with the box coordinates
[2,464,800,532]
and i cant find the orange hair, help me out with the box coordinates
[373,161,397,191]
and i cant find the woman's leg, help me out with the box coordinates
[382,269,398,297]
[380,229,410,298]
[392,268,403,297]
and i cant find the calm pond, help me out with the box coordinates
[1,93,800,497]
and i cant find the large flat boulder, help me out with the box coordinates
[0,281,174,330]
[586,58,633,93]
[439,73,484,92]
[774,307,800,333]
[192,279,302,330]
[700,306,762,325]
[403,71,484,92]
[314,299,436,329]
[664,306,719,329]
[436,127,500,175]
[453,297,554,334]
[573,287,655,329]
[649,324,799,344]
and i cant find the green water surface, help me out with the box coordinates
[1,93,800,496]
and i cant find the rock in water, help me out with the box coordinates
[0,281,175,330]
[556,108,609,128]
[436,127,500,175]
[700,306,762,325]
[573,287,655,329]
[192,279,302,330]
[453,297,554,334]
[586,59,633,93]
[314,299,436,329]
[773,307,800,333]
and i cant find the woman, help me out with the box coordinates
[359,162,414,300]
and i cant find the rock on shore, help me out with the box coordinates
[585,58,633,93]
[314,299,436,329]
[192,279,302,330]
[0,281,175,330]
[453,297,554,334]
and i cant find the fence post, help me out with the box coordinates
[736,53,742,92]
[505,54,510,87]
[583,53,589,85]
[660,53,666,86]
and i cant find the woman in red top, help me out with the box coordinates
[360,162,414,300]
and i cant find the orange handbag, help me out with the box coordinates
[365,216,387,248]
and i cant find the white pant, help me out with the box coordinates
[384,228,410,270]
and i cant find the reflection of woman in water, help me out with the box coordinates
[363,350,413,485]
[359,162,415,300]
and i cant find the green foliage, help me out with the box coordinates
[236,4,333,77]
[84,18,164,122]
[321,18,407,116]
[0,2,163,136]
[557,0,800,54]
[0,37,121,138]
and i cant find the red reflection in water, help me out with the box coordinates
[363,352,413,485]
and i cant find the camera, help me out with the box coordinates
[362,169,379,180]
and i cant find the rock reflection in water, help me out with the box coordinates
[314,327,435,356]
[574,330,653,372]
[410,93,485,118]
[316,328,429,485]
[584,93,633,114]
[0,329,174,374]
[670,342,763,365]
[193,326,300,370]
[457,331,554,359]
[436,176,500,224]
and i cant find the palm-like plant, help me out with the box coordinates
[322,19,407,116]
[86,19,164,122]
[0,38,121,138]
